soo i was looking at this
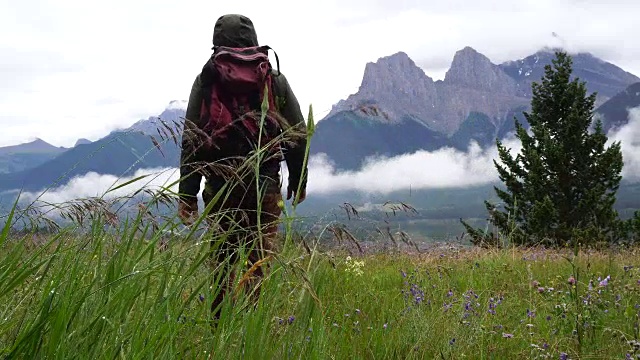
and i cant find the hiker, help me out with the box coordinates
[177,14,308,317]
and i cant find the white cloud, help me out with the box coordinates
[608,106,640,182]
[295,140,520,195]
[1,0,640,148]
[19,167,182,206]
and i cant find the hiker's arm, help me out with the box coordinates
[277,73,308,192]
[179,75,205,203]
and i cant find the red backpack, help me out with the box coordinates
[198,45,283,158]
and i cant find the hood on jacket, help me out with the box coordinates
[212,14,259,48]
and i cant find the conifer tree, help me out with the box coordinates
[462,51,624,246]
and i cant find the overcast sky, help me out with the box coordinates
[2,0,640,147]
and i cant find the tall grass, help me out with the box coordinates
[3,216,640,359]
[0,95,321,359]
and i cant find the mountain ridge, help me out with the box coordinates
[594,82,640,133]
[0,138,69,174]
[0,138,66,156]
[499,49,640,106]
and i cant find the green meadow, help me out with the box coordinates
[1,207,639,359]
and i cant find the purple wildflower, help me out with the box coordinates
[443,302,453,312]
[560,352,568,360]
[599,275,610,287]
[383,323,388,329]
[538,287,546,293]
[488,297,497,315]
[502,333,514,338]
[568,276,576,285]
[288,315,295,324]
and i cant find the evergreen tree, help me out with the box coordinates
[462,51,624,247]
[622,211,640,242]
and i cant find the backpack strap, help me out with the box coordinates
[261,45,280,75]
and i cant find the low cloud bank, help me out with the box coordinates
[18,167,182,206]
[15,107,640,207]
[296,137,522,195]
[607,106,640,182]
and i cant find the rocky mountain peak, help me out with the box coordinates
[114,100,189,137]
[327,51,438,122]
[358,51,435,95]
[444,46,518,94]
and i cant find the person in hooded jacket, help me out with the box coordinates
[177,14,308,317]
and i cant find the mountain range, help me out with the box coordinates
[315,47,640,170]
[1,46,639,197]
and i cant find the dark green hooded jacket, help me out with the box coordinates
[178,14,308,202]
